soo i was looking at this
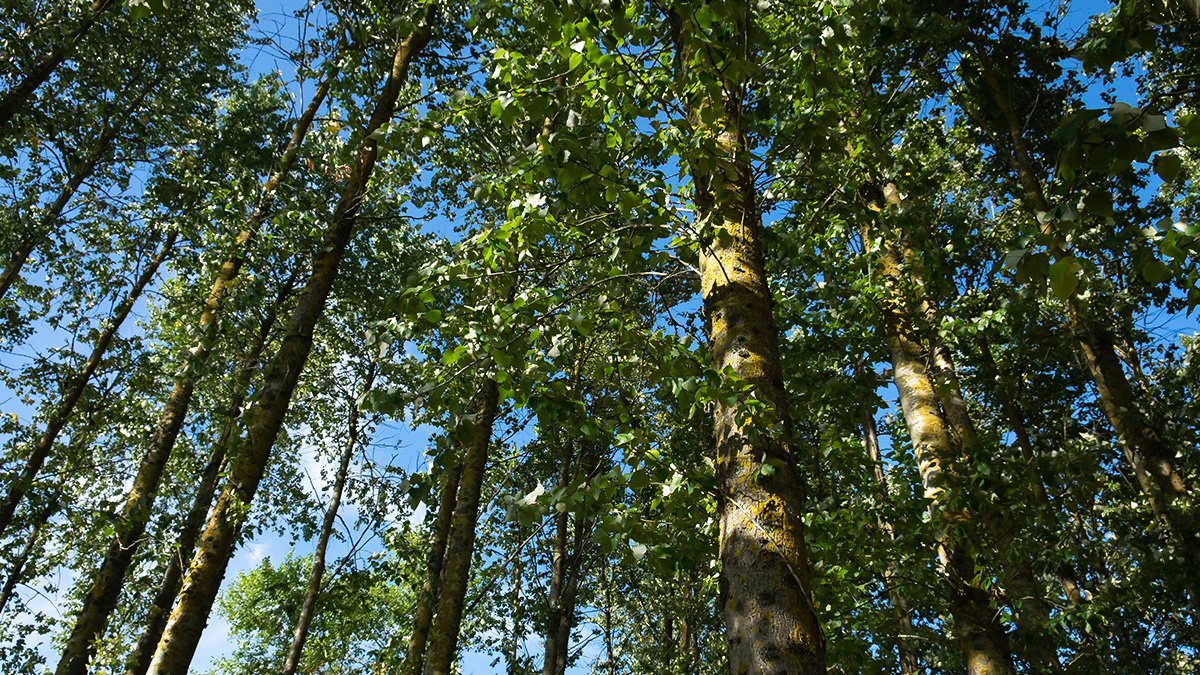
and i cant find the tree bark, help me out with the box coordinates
[0,230,176,539]
[55,63,335,675]
[873,232,1016,675]
[0,0,118,130]
[974,53,1200,594]
[144,23,431,674]
[281,365,375,675]
[423,378,501,675]
[403,455,463,675]
[668,8,825,673]
[122,276,292,675]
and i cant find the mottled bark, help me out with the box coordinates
[123,278,291,675]
[669,8,825,673]
[0,231,176,539]
[423,378,501,675]
[0,0,118,130]
[281,367,375,675]
[403,457,463,675]
[145,23,431,675]
[874,234,1016,675]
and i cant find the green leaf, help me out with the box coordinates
[1048,257,1082,300]
[1154,153,1183,183]
[1141,259,1170,284]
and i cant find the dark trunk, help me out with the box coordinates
[423,378,501,675]
[144,24,431,674]
[0,231,176,540]
[281,366,375,675]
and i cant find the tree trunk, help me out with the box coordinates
[281,366,375,675]
[976,339,1085,607]
[860,406,920,675]
[144,24,431,674]
[122,276,292,675]
[423,377,501,675]
[0,230,176,539]
[0,125,119,304]
[0,495,57,616]
[403,456,463,675]
[975,54,1200,595]
[668,8,825,673]
[0,0,118,130]
[56,64,334,675]
[873,233,1016,675]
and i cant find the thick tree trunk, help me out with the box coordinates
[0,231,176,539]
[56,66,333,675]
[975,55,1200,593]
[0,0,118,130]
[874,235,1016,675]
[0,126,119,304]
[281,366,375,675]
[144,24,431,674]
[122,277,291,675]
[860,407,920,675]
[403,457,463,675]
[668,8,825,673]
[423,378,501,675]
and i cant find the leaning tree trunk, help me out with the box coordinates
[0,0,118,130]
[281,365,376,675]
[144,22,431,674]
[0,494,58,616]
[668,8,825,673]
[872,227,1016,675]
[403,455,463,675]
[976,338,1086,607]
[0,230,176,539]
[55,67,330,670]
[423,378,501,675]
[975,53,1200,587]
[54,64,336,675]
[0,124,120,304]
[121,275,293,675]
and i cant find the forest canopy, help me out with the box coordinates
[0,0,1198,673]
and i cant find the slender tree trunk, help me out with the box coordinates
[56,66,334,675]
[403,457,463,675]
[145,24,431,674]
[668,9,825,673]
[423,377,501,675]
[976,339,1085,607]
[0,230,176,539]
[0,0,118,130]
[860,407,920,675]
[918,301,1060,672]
[122,277,292,675]
[873,231,1016,675]
[281,366,375,675]
[0,495,57,616]
[975,53,1200,584]
[0,126,119,304]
